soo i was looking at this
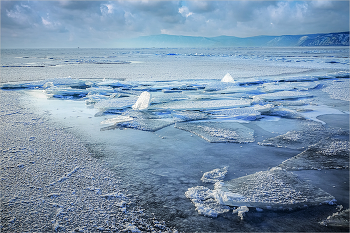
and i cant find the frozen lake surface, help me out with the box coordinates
[1,47,349,232]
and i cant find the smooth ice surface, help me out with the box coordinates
[101,116,133,125]
[214,168,336,210]
[279,139,350,170]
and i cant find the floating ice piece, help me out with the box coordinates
[201,166,229,183]
[279,139,349,170]
[132,91,151,110]
[221,73,235,83]
[175,121,255,143]
[117,119,175,132]
[171,110,211,122]
[322,79,350,101]
[185,186,230,218]
[209,107,261,121]
[94,97,137,110]
[214,168,335,210]
[101,116,133,125]
[232,206,249,220]
[296,105,346,124]
[262,82,319,92]
[268,107,304,119]
[45,87,89,99]
[319,208,349,228]
[151,99,251,111]
[253,91,312,101]
[258,121,348,149]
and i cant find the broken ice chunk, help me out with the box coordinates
[232,206,249,220]
[279,139,349,170]
[258,121,347,149]
[253,91,312,101]
[221,73,235,83]
[319,208,349,228]
[201,166,229,183]
[214,168,335,210]
[185,186,230,218]
[132,91,151,110]
[209,107,261,121]
[100,116,133,125]
[175,121,255,143]
[150,99,251,111]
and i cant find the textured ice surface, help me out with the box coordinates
[295,105,346,124]
[150,99,252,111]
[175,121,255,143]
[232,206,249,220]
[322,79,350,101]
[262,82,319,92]
[279,139,349,170]
[185,186,230,218]
[132,91,151,110]
[258,121,348,149]
[209,107,261,121]
[221,73,235,83]
[214,168,336,210]
[253,91,312,101]
[201,166,229,183]
[101,116,133,125]
[320,208,350,228]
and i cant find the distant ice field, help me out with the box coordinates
[1,47,349,232]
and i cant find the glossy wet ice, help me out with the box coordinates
[1,47,349,232]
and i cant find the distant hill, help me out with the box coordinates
[121,32,349,48]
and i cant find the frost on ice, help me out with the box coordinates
[214,168,335,210]
[279,139,350,170]
[201,166,229,183]
[320,207,350,228]
[258,121,348,149]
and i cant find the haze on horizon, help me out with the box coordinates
[1,0,349,49]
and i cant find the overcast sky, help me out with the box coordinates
[1,0,349,48]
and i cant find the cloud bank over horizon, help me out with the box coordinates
[1,1,349,48]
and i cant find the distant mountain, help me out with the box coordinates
[122,32,349,48]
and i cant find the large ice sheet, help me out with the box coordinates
[175,121,255,143]
[94,97,137,110]
[279,139,349,170]
[150,99,251,111]
[214,168,336,210]
[261,82,320,92]
[258,121,348,149]
[253,90,312,101]
[209,107,261,121]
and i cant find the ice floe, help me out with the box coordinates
[175,121,255,143]
[279,139,349,170]
[320,207,350,228]
[213,168,336,210]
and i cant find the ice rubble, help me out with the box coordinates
[175,121,255,143]
[201,166,229,183]
[279,139,350,170]
[186,167,336,219]
[320,207,350,228]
